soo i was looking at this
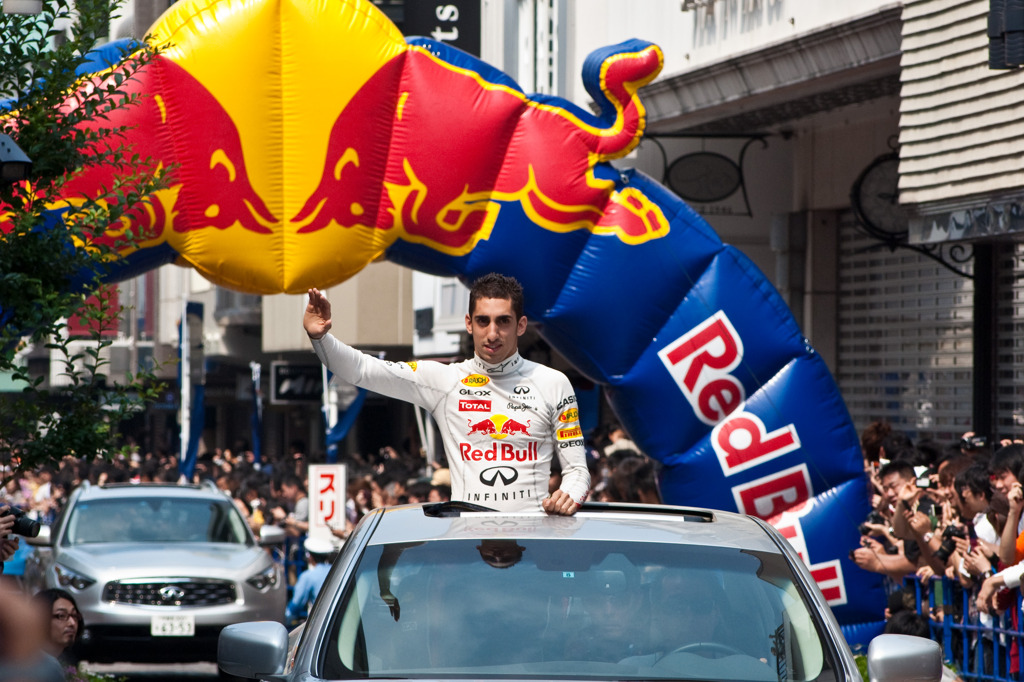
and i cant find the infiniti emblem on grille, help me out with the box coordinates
[160,586,185,602]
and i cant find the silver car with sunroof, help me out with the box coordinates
[219,501,941,682]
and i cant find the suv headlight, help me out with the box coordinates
[54,564,96,591]
[246,565,280,590]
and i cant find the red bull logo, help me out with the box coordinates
[461,374,490,387]
[42,0,675,295]
[459,441,539,462]
[168,58,277,235]
[466,414,531,439]
[500,418,531,436]
[290,44,671,258]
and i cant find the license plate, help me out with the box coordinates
[151,614,195,637]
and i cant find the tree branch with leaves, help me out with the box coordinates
[0,0,171,486]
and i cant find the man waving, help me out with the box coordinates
[304,273,589,514]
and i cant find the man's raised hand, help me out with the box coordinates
[304,288,333,340]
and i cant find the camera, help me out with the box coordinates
[914,466,935,489]
[933,524,967,562]
[858,510,887,536]
[961,435,988,450]
[0,505,40,538]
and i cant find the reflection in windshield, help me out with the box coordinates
[327,540,837,681]
[63,498,251,545]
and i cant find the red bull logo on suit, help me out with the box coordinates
[466,415,532,439]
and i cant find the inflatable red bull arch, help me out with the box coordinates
[2,0,883,642]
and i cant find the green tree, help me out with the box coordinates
[0,0,169,487]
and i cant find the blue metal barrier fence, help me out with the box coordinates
[908,575,1024,682]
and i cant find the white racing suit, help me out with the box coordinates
[311,334,590,512]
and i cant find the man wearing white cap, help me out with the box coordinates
[285,536,336,625]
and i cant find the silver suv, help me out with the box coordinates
[24,481,287,663]
[220,501,942,682]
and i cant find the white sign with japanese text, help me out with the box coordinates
[309,464,346,546]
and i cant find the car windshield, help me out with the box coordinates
[61,497,252,545]
[323,539,838,681]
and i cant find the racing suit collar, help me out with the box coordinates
[472,351,522,374]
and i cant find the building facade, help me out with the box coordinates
[10,0,1023,464]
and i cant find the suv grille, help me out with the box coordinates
[103,579,236,606]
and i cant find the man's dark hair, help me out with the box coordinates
[884,610,930,639]
[955,464,993,501]
[938,453,973,489]
[880,430,915,461]
[915,439,944,467]
[991,444,1024,479]
[406,481,432,501]
[609,456,661,504]
[280,473,304,489]
[878,459,915,481]
[861,420,892,464]
[468,273,525,320]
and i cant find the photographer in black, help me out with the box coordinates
[1,505,23,575]
[0,504,40,577]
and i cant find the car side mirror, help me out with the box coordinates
[867,633,943,682]
[259,524,287,546]
[26,525,51,547]
[218,621,289,678]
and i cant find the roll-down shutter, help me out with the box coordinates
[836,211,974,441]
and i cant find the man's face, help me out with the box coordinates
[650,573,719,648]
[959,487,989,516]
[49,598,79,651]
[585,589,640,639]
[465,297,527,364]
[880,471,913,507]
[991,468,1018,495]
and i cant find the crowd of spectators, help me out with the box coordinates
[16,416,1024,674]
[851,420,1024,674]
[0,422,661,578]
[0,421,662,676]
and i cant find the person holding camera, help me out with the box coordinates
[0,508,19,574]
[950,465,1001,583]
[986,445,1024,566]
[852,460,941,579]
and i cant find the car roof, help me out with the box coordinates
[365,502,785,553]
[73,481,228,502]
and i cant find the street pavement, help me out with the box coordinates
[82,661,219,681]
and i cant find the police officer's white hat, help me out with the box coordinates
[303,536,336,555]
